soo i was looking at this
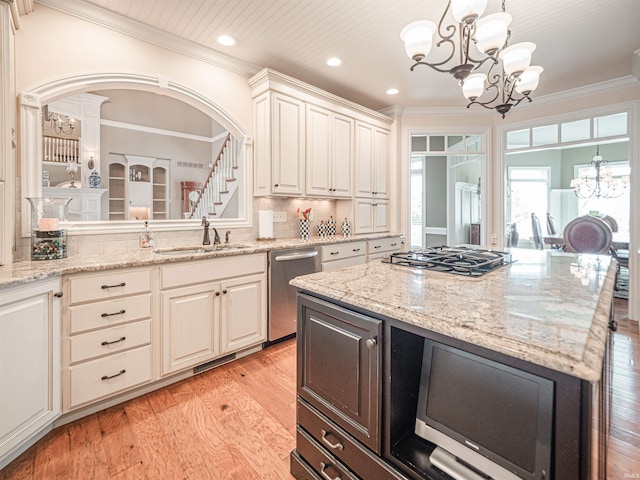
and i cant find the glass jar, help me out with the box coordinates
[27,197,72,260]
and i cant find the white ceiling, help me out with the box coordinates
[32,0,640,112]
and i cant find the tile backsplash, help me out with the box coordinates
[13,198,339,261]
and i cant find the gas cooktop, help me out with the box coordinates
[382,246,513,277]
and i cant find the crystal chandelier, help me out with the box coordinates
[43,105,75,135]
[570,146,629,199]
[400,0,543,118]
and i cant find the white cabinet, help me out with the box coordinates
[254,92,305,196]
[355,122,389,199]
[0,278,61,468]
[367,236,403,261]
[63,268,153,411]
[305,105,353,198]
[221,274,266,354]
[340,198,390,235]
[160,254,267,375]
[319,241,367,272]
[161,283,220,374]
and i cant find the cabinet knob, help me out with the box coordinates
[215,291,220,296]
[274,184,279,187]
[54,291,63,298]
[223,289,228,294]
[366,338,377,350]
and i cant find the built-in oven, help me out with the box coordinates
[267,246,321,343]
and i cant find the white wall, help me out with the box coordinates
[14,6,254,130]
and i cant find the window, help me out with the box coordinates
[507,167,550,243]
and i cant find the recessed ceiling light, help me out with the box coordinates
[326,57,342,67]
[386,88,399,95]
[217,35,236,47]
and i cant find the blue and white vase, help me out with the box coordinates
[88,170,101,188]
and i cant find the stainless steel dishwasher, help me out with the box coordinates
[268,246,321,342]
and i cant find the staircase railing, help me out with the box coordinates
[189,133,238,219]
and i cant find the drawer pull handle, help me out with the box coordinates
[374,245,381,249]
[101,282,126,289]
[390,243,397,247]
[330,251,339,255]
[321,429,344,451]
[352,248,360,252]
[101,309,126,318]
[101,369,126,381]
[101,336,126,346]
[54,292,63,298]
[320,462,341,480]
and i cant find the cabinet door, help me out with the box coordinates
[161,283,220,375]
[0,279,61,465]
[221,273,267,354]
[306,105,331,197]
[355,122,374,197]
[272,93,305,195]
[354,198,374,234]
[373,200,389,233]
[373,128,389,198]
[332,113,354,197]
[298,294,382,453]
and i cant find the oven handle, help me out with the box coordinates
[274,251,318,261]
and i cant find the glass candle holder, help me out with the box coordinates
[27,197,72,260]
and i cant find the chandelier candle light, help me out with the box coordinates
[570,146,629,199]
[400,0,543,118]
[43,105,75,135]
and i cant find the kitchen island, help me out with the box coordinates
[290,249,616,480]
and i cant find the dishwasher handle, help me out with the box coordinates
[274,251,319,261]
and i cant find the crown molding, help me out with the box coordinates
[248,68,393,125]
[34,0,260,78]
[532,75,639,107]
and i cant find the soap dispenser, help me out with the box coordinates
[139,221,154,249]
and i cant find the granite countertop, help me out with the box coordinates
[290,249,616,381]
[0,233,401,289]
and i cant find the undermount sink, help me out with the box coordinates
[154,244,249,255]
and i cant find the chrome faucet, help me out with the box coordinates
[225,230,231,244]
[201,217,210,245]
[212,227,221,245]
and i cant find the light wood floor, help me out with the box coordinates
[1,299,638,479]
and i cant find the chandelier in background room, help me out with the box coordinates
[43,105,75,135]
[400,0,543,118]
[570,145,629,199]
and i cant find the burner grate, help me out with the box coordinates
[382,246,512,276]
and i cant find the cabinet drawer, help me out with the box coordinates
[296,426,358,480]
[368,236,402,254]
[160,253,266,289]
[69,319,152,364]
[321,255,366,272]
[319,241,366,262]
[68,269,151,304]
[290,450,321,480]
[68,345,152,408]
[69,294,151,334]
[298,400,406,480]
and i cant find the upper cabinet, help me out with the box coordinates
[306,105,353,198]
[249,69,392,199]
[253,91,305,196]
[355,122,389,199]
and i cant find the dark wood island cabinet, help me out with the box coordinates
[290,250,616,480]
